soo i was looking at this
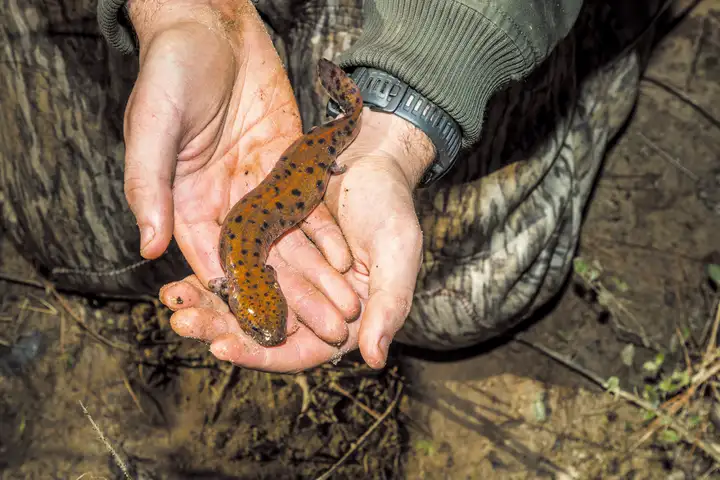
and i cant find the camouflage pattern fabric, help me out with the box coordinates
[0,0,662,349]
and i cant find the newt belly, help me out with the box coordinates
[208,58,363,347]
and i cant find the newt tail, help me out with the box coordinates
[209,58,363,347]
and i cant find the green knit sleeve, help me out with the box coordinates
[339,0,584,147]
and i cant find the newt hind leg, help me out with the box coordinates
[329,161,346,175]
[208,276,229,302]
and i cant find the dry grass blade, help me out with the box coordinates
[0,270,157,303]
[209,365,239,423]
[636,130,699,181]
[704,301,720,366]
[631,302,720,449]
[642,75,720,132]
[50,287,133,352]
[519,339,720,465]
[119,366,145,415]
[0,272,48,290]
[315,383,404,480]
[79,400,131,480]
[331,382,382,420]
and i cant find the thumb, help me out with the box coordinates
[123,58,185,259]
[358,209,423,369]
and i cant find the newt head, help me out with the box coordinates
[227,280,288,348]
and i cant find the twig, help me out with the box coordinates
[0,272,47,290]
[636,131,699,181]
[11,297,30,341]
[677,327,694,375]
[573,265,654,349]
[60,312,66,353]
[691,359,720,392]
[294,374,312,415]
[518,340,720,464]
[633,306,720,449]
[209,365,239,423]
[641,76,720,132]
[265,372,276,411]
[50,287,132,352]
[686,16,707,90]
[517,339,609,389]
[79,400,131,480]
[119,367,145,415]
[631,358,720,450]
[315,383,403,480]
[700,297,720,350]
[24,294,59,316]
[0,270,157,303]
[704,302,720,367]
[331,382,382,420]
[701,463,719,479]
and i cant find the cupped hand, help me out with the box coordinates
[162,109,436,371]
[123,0,359,343]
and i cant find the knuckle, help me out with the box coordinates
[125,82,183,139]
[290,285,317,306]
[281,230,307,250]
[289,341,308,374]
[375,288,414,323]
[123,171,152,206]
[380,216,423,255]
[391,290,414,320]
[303,217,335,237]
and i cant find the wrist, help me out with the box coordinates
[365,110,436,189]
[127,0,250,47]
[327,65,461,187]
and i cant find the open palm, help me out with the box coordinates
[124,4,359,344]
[161,109,432,372]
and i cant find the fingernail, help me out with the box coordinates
[377,336,391,363]
[139,225,155,254]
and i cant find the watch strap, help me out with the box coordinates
[326,67,462,187]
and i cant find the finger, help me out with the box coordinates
[300,203,352,273]
[170,307,231,343]
[161,276,230,341]
[123,61,184,260]
[270,250,350,345]
[276,229,361,322]
[209,323,361,373]
[358,215,423,369]
[170,306,304,344]
[159,275,222,312]
[164,237,350,345]
[164,274,313,345]
[172,219,224,288]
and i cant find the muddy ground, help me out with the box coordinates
[1,1,719,479]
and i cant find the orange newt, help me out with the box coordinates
[208,58,363,347]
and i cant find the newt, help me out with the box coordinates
[208,58,363,347]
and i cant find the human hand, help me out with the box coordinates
[163,109,436,371]
[123,0,359,343]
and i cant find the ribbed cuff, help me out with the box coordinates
[97,0,138,55]
[338,0,539,148]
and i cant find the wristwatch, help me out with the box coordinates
[326,67,462,187]
[97,0,137,55]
